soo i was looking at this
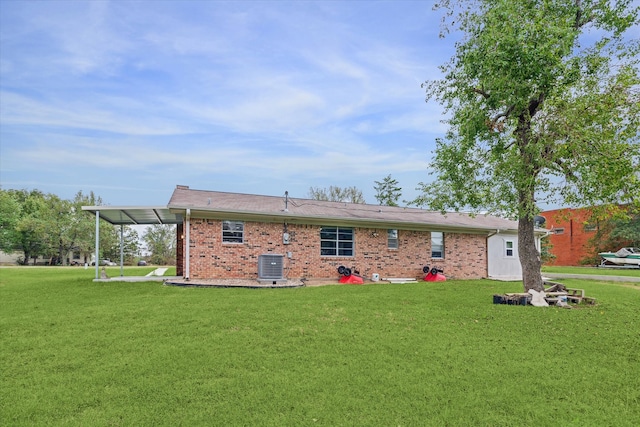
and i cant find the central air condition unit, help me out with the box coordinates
[258,254,284,280]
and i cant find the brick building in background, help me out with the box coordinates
[540,207,598,266]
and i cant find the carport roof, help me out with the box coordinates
[82,206,182,225]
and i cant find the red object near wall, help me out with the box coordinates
[339,274,364,284]
[423,266,446,281]
[424,271,446,282]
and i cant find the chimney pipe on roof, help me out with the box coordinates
[284,191,289,212]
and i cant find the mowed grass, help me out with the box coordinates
[1,268,639,426]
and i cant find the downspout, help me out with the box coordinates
[95,210,100,280]
[536,230,551,253]
[485,229,500,278]
[185,209,190,280]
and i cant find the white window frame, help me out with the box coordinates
[387,229,398,249]
[505,240,515,257]
[431,231,444,259]
[320,226,354,257]
[222,220,244,243]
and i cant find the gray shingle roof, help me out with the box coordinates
[168,186,519,234]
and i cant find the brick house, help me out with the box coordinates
[84,185,545,281]
[167,186,535,281]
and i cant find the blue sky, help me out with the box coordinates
[1,0,456,206]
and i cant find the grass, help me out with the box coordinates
[1,267,639,426]
[543,265,640,277]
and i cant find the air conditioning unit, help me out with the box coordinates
[258,254,284,280]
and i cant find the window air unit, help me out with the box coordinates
[258,254,284,280]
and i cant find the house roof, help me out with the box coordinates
[167,185,521,234]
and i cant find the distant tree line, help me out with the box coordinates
[308,175,404,206]
[0,189,135,265]
[308,185,366,204]
[0,188,176,266]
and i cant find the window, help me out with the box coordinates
[387,229,398,249]
[553,228,565,235]
[505,240,514,257]
[320,226,353,256]
[222,220,244,243]
[431,232,444,258]
[584,223,597,232]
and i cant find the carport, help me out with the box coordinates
[82,206,183,280]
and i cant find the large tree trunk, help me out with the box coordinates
[518,215,544,292]
[58,244,65,266]
[515,102,545,293]
[21,250,30,265]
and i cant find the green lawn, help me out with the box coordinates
[1,267,639,426]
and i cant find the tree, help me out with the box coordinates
[143,224,176,265]
[608,213,640,247]
[71,191,107,264]
[39,193,73,265]
[308,186,366,203]
[102,226,141,264]
[19,191,103,265]
[540,236,556,264]
[9,189,49,264]
[2,188,114,265]
[417,0,640,291]
[374,175,402,206]
[0,189,21,254]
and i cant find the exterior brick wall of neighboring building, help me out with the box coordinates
[185,219,488,280]
[541,208,597,266]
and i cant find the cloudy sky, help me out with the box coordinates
[1,0,459,206]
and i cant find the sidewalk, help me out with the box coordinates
[543,272,640,283]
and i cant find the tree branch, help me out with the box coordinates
[492,104,515,123]
[554,158,577,180]
[473,87,490,99]
[574,0,593,29]
[528,93,545,117]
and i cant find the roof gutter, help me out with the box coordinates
[487,229,501,238]
[167,206,516,235]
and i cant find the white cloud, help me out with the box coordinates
[1,1,448,205]
[0,91,189,136]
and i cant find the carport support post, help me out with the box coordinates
[95,210,100,280]
[120,224,124,277]
[185,208,190,280]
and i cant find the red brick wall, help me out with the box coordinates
[541,208,596,266]
[185,219,488,280]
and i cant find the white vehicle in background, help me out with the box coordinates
[598,248,640,268]
[91,259,117,266]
